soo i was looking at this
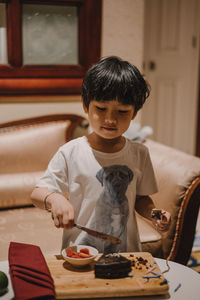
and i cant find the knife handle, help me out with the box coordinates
[74,223,83,230]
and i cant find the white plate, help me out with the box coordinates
[61,245,99,267]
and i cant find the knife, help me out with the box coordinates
[74,223,121,245]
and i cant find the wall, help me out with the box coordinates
[0,0,144,123]
[101,0,144,67]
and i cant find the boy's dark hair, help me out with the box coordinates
[81,56,150,112]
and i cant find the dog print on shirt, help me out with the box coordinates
[80,165,133,253]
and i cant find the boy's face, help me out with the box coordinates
[83,99,136,140]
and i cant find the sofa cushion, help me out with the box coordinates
[145,139,200,259]
[137,214,161,243]
[0,120,72,174]
[145,139,200,213]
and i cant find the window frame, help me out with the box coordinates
[0,0,102,96]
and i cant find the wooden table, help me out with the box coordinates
[46,252,168,299]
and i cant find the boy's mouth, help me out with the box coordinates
[102,126,117,131]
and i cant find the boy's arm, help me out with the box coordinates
[31,187,51,210]
[31,187,74,229]
[135,195,155,221]
[135,195,171,232]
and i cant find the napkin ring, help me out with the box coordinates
[44,191,56,212]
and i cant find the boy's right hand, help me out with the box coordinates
[47,192,74,229]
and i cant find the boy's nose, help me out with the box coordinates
[105,111,117,124]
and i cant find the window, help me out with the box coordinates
[0,0,102,96]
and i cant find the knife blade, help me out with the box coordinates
[74,223,121,245]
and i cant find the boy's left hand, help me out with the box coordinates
[151,208,171,232]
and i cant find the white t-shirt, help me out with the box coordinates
[36,136,158,253]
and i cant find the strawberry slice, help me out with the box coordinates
[79,252,92,258]
[71,254,81,258]
[66,248,73,257]
[80,248,90,255]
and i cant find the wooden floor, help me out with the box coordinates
[0,206,62,261]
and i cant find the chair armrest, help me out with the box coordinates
[169,176,200,264]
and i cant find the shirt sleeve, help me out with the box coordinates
[36,150,69,194]
[136,148,158,196]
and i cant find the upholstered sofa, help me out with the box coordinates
[0,114,200,265]
[0,114,88,208]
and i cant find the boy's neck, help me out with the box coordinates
[86,133,126,153]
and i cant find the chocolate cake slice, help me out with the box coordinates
[94,253,131,279]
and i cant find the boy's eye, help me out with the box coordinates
[96,106,106,111]
[118,110,129,114]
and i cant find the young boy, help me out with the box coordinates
[31,56,171,253]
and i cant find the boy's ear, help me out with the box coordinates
[83,102,88,113]
[132,111,137,120]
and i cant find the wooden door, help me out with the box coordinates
[142,0,200,154]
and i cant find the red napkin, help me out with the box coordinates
[9,242,56,300]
